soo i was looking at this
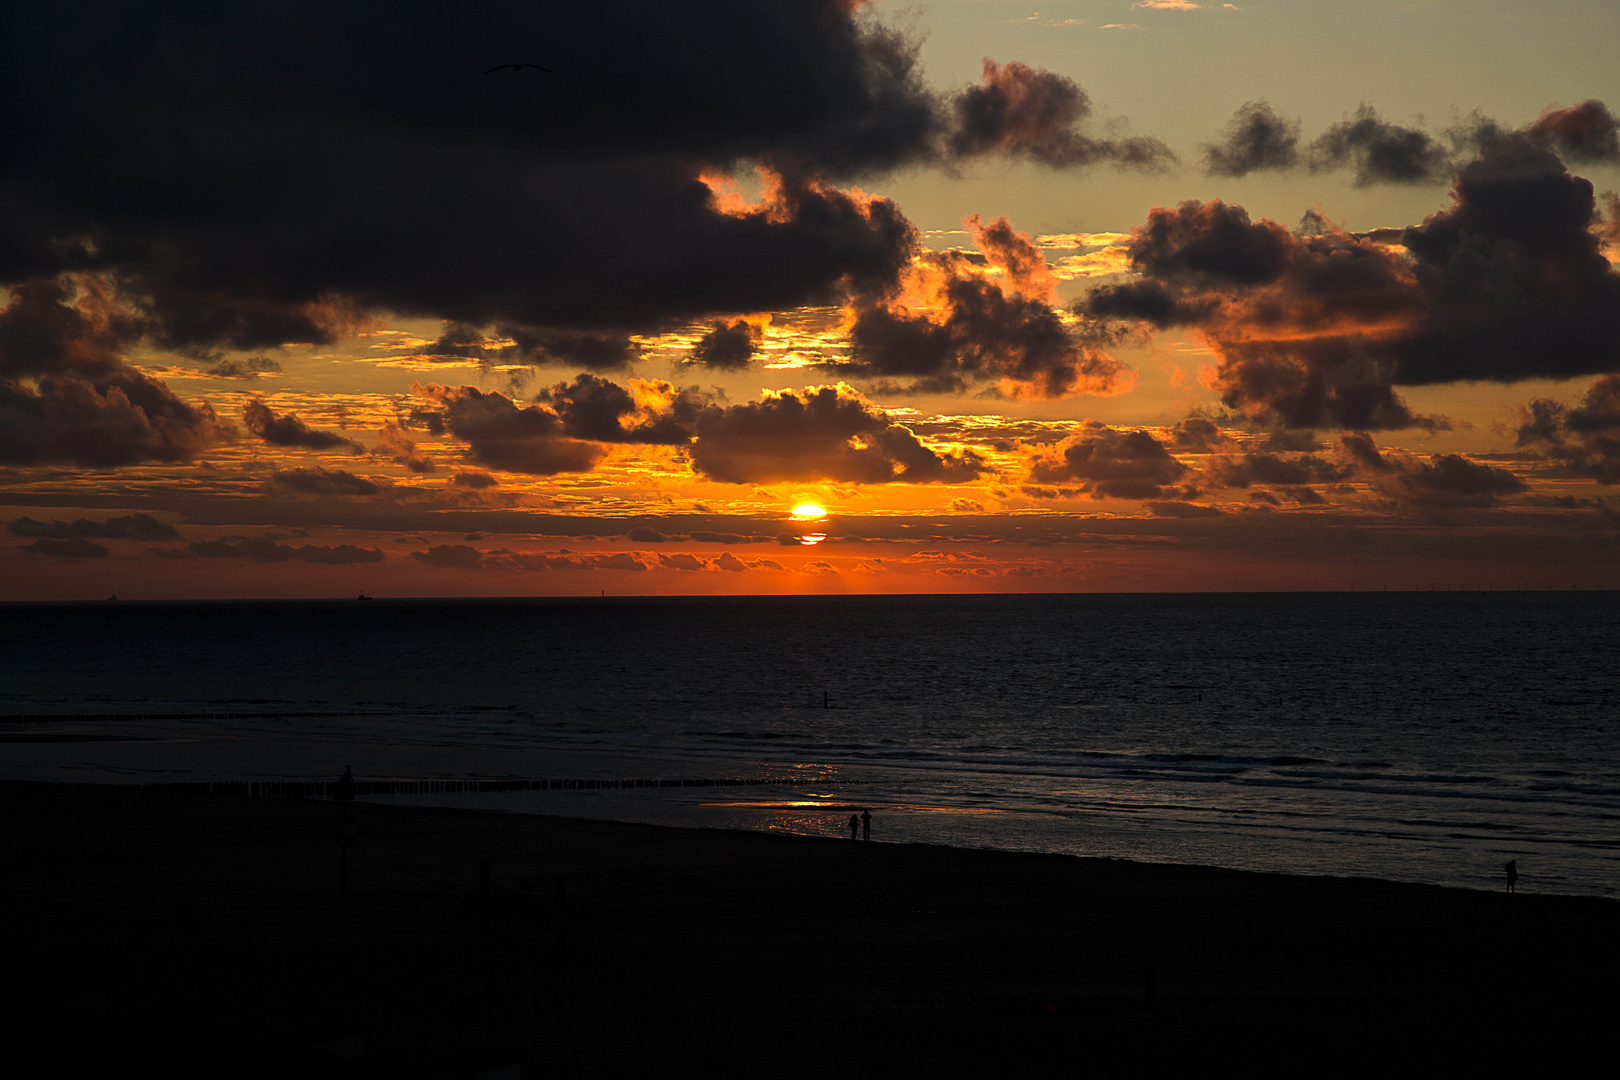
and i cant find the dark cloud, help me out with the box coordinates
[1120,200,1295,285]
[538,373,707,445]
[1395,454,1527,508]
[1,4,1182,466]
[20,536,109,559]
[424,376,985,485]
[1339,432,1397,474]
[7,512,178,540]
[1527,100,1620,164]
[1028,424,1188,499]
[411,544,483,569]
[185,539,384,564]
[419,376,706,476]
[451,471,498,489]
[1,3,946,360]
[628,527,674,543]
[1335,433,1525,507]
[848,280,1116,397]
[1168,416,1228,452]
[0,278,225,465]
[1082,200,1428,429]
[203,355,282,379]
[408,409,446,435]
[411,324,638,372]
[1308,105,1455,185]
[243,399,357,451]
[374,422,435,473]
[1199,339,1434,432]
[1145,501,1221,519]
[690,385,984,485]
[504,328,640,372]
[0,278,138,384]
[269,467,381,496]
[1081,280,1202,329]
[1204,452,1350,489]
[845,217,1128,398]
[1393,135,1620,384]
[689,531,759,544]
[1202,100,1300,177]
[947,60,1174,170]
[1203,98,1617,185]
[688,320,763,370]
[416,384,607,476]
[1515,375,1620,483]
[1084,134,1620,427]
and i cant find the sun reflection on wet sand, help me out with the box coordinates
[701,800,1003,815]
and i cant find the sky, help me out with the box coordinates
[4,0,1620,598]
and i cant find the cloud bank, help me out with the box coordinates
[1088,130,1620,428]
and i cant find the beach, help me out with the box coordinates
[6,781,1615,1076]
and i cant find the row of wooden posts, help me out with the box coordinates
[142,775,822,798]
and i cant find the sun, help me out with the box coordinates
[790,503,826,520]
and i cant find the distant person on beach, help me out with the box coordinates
[1506,860,1518,892]
[849,813,860,841]
[335,764,355,802]
[861,809,871,841]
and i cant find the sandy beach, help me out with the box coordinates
[6,781,1615,1077]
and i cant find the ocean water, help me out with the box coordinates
[3,592,1616,897]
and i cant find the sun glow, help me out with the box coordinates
[790,503,826,519]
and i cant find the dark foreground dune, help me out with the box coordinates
[5,782,1615,1077]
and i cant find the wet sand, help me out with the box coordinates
[5,781,1615,1077]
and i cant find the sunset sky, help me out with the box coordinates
[4,0,1620,598]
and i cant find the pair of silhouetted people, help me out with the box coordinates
[1506,860,1519,892]
[848,810,872,841]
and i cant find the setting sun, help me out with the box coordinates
[790,503,827,520]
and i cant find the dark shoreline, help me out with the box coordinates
[6,781,1616,1075]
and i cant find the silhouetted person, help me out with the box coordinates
[1506,860,1519,892]
[335,764,355,803]
[849,813,859,841]
[861,809,872,840]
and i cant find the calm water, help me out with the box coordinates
[3,593,1616,896]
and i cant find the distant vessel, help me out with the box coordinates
[356,593,373,601]
[106,594,118,601]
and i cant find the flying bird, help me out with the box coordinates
[485,64,551,74]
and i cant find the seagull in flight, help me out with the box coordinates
[485,63,551,74]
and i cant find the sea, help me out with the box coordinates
[3,592,1616,897]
